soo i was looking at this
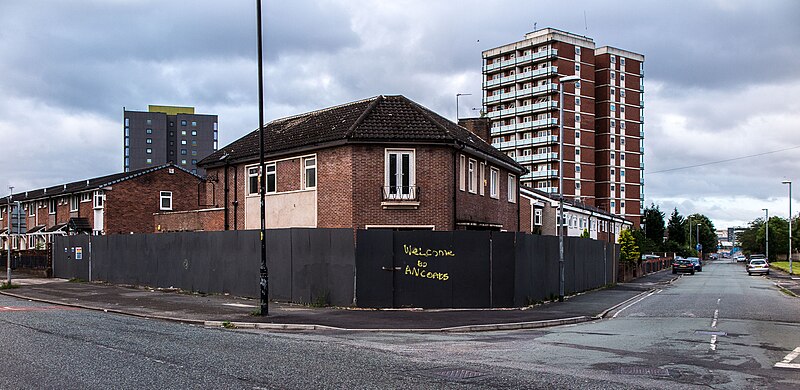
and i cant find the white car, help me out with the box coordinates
[746,259,770,275]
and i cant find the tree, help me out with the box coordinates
[619,229,640,264]
[666,208,687,246]
[642,203,666,248]
[580,229,590,238]
[685,213,717,255]
[632,228,658,254]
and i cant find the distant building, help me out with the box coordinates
[124,105,218,175]
[0,164,202,251]
[481,28,644,226]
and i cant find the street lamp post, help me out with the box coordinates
[558,75,580,302]
[783,180,793,273]
[256,0,268,316]
[762,208,769,260]
[696,223,702,258]
[456,93,472,121]
[6,186,12,285]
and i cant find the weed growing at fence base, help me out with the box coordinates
[68,278,86,283]
[221,321,236,329]
[0,282,19,290]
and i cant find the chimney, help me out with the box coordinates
[458,117,491,144]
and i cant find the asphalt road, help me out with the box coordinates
[1,260,798,389]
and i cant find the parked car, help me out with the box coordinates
[673,259,695,275]
[747,259,770,275]
[709,253,719,260]
[687,257,702,272]
[749,254,766,261]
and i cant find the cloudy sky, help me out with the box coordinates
[1,0,798,230]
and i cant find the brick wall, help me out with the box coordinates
[105,168,201,234]
[455,152,520,231]
[317,146,354,228]
[154,208,225,232]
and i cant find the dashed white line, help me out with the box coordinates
[710,335,717,351]
[711,309,719,328]
[775,347,800,369]
[612,289,660,319]
[716,298,721,305]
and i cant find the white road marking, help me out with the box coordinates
[711,309,719,328]
[775,347,800,369]
[709,335,717,351]
[223,303,257,308]
[716,298,721,305]
[612,289,660,319]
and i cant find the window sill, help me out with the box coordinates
[381,200,420,210]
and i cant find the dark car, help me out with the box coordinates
[687,257,702,272]
[673,259,695,275]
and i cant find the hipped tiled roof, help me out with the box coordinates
[200,95,523,172]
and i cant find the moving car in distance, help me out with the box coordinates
[686,257,702,272]
[746,259,769,275]
[673,258,695,275]
[735,254,747,262]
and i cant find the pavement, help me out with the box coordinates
[0,268,682,332]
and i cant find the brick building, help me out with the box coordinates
[481,28,644,226]
[1,164,202,250]
[519,186,631,242]
[160,95,525,232]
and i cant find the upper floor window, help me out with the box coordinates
[93,191,104,209]
[191,121,197,127]
[507,174,516,203]
[160,191,172,211]
[146,128,153,134]
[468,159,477,193]
[266,164,276,193]
[81,192,91,202]
[70,195,79,212]
[490,168,499,199]
[385,149,415,199]
[248,166,259,196]
[49,199,57,214]
[534,209,542,226]
[303,157,317,189]
[181,120,187,126]
[146,119,152,125]
[146,138,153,144]
[29,203,35,216]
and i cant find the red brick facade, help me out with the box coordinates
[196,143,521,232]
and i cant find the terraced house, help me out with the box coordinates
[156,95,526,232]
[1,165,202,250]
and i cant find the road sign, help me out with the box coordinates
[696,243,702,251]
[75,247,83,260]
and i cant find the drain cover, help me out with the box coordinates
[431,369,486,380]
[696,331,727,336]
[614,367,670,377]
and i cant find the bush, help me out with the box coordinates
[619,230,640,264]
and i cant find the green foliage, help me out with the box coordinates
[221,320,236,329]
[666,208,687,245]
[642,203,666,246]
[740,216,794,261]
[632,228,658,254]
[685,213,717,254]
[0,282,19,290]
[580,229,590,238]
[770,262,797,275]
[618,229,640,264]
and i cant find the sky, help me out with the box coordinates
[0,0,798,230]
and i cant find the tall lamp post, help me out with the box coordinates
[696,223,702,258]
[558,75,580,302]
[762,208,769,260]
[6,186,12,285]
[783,180,793,273]
[456,93,472,121]
[256,0,268,316]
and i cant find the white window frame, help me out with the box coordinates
[303,156,317,189]
[81,192,91,203]
[29,203,35,216]
[385,149,416,200]
[93,191,104,209]
[247,166,260,196]
[507,174,516,203]
[159,191,173,211]
[534,209,542,226]
[468,159,477,194]
[479,162,485,196]
[49,199,56,214]
[489,168,499,199]
[265,163,276,193]
[70,195,79,212]
[459,155,466,191]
